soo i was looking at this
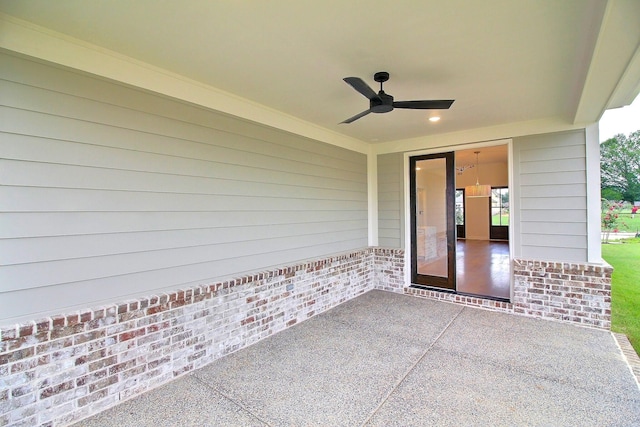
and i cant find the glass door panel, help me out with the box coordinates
[410,152,456,290]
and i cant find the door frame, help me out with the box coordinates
[409,152,456,290]
[403,140,515,301]
[490,186,509,240]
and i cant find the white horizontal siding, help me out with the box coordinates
[518,246,586,262]
[378,180,402,193]
[519,171,586,186]
[517,143,585,161]
[1,134,364,196]
[377,153,404,248]
[0,159,365,199]
[0,52,368,323]
[0,62,366,166]
[1,221,368,266]
[519,209,587,223]
[1,210,367,238]
[378,228,401,240]
[0,108,366,185]
[0,186,366,212]
[520,233,587,248]
[519,158,586,174]
[520,196,586,210]
[1,230,366,292]
[520,222,586,235]
[520,183,585,198]
[513,130,588,262]
[377,199,403,212]
[4,240,363,320]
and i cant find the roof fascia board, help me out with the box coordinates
[573,0,640,123]
[606,45,640,108]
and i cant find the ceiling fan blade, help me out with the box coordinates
[343,77,380,100]
[340,109,372,124]
[393,100,455,109]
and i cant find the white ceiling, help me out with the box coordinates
[455,145,508,168]
[0,0,638,145]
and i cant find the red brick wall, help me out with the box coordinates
[513,259,612,329]
[1,249,375,426]
[0,249,613,426]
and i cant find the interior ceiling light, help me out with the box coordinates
[428,116,440,122]
[465,151,491,198]
[456,164,474,175]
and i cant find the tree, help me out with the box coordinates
[600,130,640,202]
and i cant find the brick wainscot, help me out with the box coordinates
[512,259,613,329]
[0,249,611,426]
[408,258,612,329]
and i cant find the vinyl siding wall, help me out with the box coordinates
[0,53,368,324]
[512,130,588,262]
[377,153,404,248]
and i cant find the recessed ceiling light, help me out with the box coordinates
[428,116,441,122]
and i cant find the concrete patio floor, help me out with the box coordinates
[73,291,640,426]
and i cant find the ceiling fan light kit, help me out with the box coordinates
[340,71,454,124]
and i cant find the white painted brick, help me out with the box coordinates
[4,248,608,425]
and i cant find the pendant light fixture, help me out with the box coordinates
[465,151,491,198]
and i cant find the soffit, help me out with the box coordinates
[0,0,635,145]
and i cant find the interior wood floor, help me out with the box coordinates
[456,239,510,299]
[417,239,510,300]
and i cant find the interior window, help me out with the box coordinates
[491,187,509,226]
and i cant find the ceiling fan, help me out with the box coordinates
[340,71,454,124]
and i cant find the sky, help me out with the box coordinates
[598,94,640,142]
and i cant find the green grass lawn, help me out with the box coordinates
[610,210,640,233]
[491,214,509,226]
[602,238,640,355]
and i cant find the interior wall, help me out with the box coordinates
[0,52,368,324]
[464,198,491,240]
[455,161,509,188]
[456,160,508,240]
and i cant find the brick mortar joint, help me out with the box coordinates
[0,253,377,425]
[513,258,613,277]
[1,247,377,343]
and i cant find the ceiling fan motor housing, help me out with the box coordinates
[374,71,390,83]
[371,91,394,113]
